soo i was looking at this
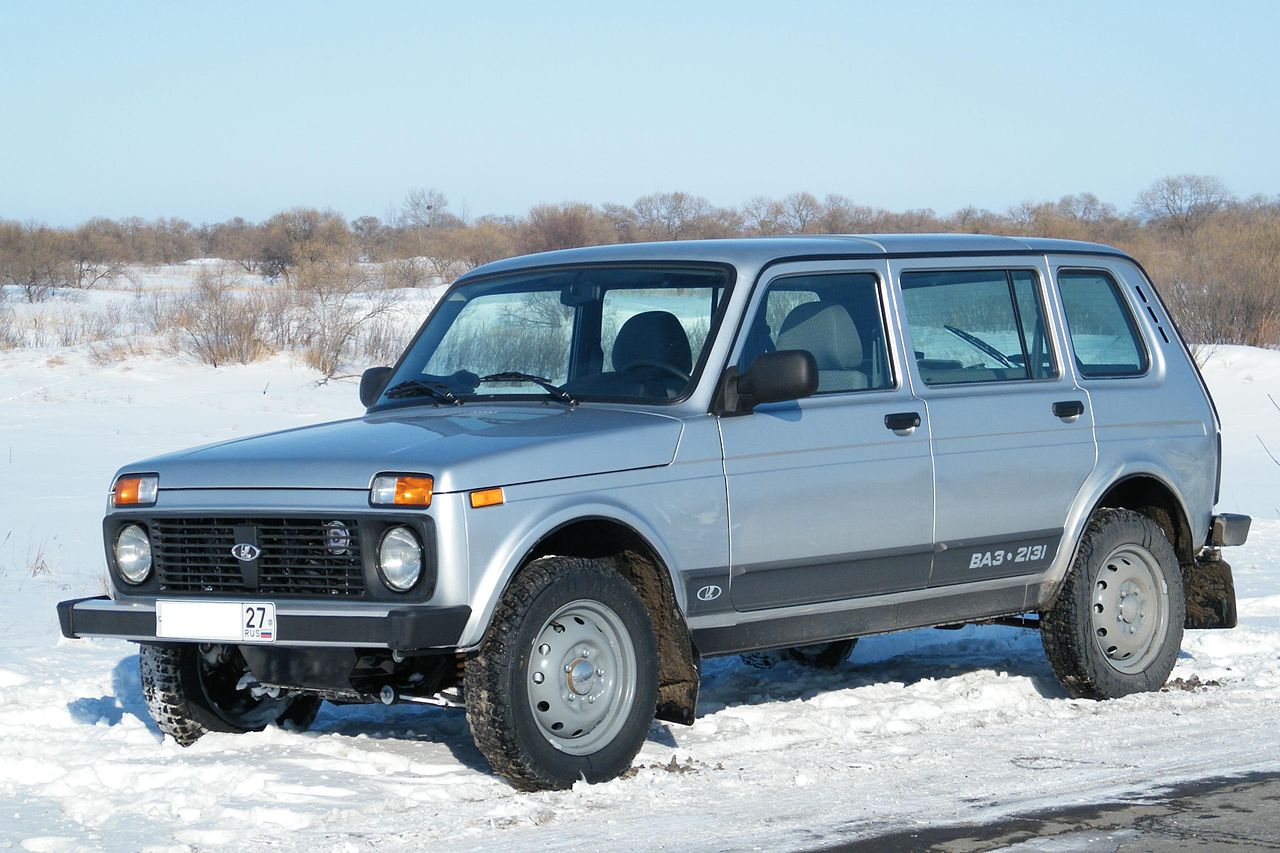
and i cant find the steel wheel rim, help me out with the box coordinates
[197,644,290,729]
[526,599,638,756]
[1089,544,1169,674]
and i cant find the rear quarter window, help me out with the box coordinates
[1057,270,1149,378]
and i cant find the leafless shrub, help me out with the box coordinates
[89,338,150,365]
[172,263,269,366]
[355,315,413,366]
[259,286,307,350]
[54,310,84,347]
[0,307,20,349]
[292,257,401,378]
[381,257,431,290]
[27,539,51,577]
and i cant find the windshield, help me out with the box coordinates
[377,264,731,407]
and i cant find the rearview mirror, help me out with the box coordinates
[360,366,394,407]
[724,350,818,414]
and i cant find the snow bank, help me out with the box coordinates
[1,286,1278,849]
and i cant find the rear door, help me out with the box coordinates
[890,257,1097,588]
[718,262,935,611]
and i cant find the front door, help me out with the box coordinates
[719,264,935,612]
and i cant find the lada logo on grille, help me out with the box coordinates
[231,543,261,562]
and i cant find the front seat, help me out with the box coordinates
[563,310,693,398]
[775,302,868,392]
[612,311,692,397]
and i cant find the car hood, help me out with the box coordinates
[127,405,684,493]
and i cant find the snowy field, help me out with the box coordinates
[1,273,1278,851]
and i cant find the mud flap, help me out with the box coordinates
[655,643,700,726]
[1182,554,1238,629]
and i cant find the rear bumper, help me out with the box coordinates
[57,595,471,650]
[1210,513,1251,547]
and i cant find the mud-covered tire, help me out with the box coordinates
[740,639,857,670]
[1041,509,1185,699]
[464,556,658,791]
[139,643,321,746]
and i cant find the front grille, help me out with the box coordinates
[152,517,366,597]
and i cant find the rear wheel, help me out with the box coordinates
[464,556,658,791]
[1041,509,1185,699]
[140,643,321,745]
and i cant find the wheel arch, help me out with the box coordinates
[1045,469,1197,611]
[1095,473,1197,564]
[469,511,700,726]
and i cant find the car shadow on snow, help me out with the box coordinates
[66,653,163,735]
[306,701,495,774]
[696,624,1070,713]
[63,625,1062,776]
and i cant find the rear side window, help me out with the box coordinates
[1057,270,1149,378]
[739,272,893,394]
[900,269,1057,385]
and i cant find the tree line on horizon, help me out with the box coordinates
[1,174,1277,348]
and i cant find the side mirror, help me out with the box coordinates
[360,366,394,408]
[723,350,818,414]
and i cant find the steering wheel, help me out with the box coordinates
[620,360,691,383]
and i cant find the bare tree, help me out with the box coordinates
[350,215,385,261]
[0,221,72,301]
[1136,174,1233,237]
[69,219,127,289]
[632,191,718,240]
[780,192,823,234]
[817,195,877,233]
[400,188,462,231]
[740,196,786,236]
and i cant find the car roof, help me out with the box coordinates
[463,234,1129,279]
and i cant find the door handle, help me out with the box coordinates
[1053,400,1085,418]
[884,411,921,432]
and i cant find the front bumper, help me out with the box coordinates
[57,595,471,650]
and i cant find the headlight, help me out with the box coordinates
[114,524,152,584]
[378,526,422,592]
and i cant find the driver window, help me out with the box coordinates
[740,272,893,394]
[901,269,1057,385]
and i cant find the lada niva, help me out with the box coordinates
[58,235,1250,790]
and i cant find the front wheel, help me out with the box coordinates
[140,643,321,745]
[1041,509,1185,699]
[464,556,658,791]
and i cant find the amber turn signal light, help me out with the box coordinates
[370,474,433,507]
[113,475,158,507]
[469,487,505,509]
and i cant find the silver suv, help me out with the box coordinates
[58,235,1251,791]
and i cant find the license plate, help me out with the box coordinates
[155,600,277,643]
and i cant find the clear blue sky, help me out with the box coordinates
[2,1,1277,226]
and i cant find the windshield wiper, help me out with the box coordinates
[478,372,577,406]
[383,379,462,405]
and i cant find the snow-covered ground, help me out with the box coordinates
[1,276,1278,850]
